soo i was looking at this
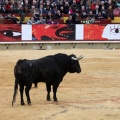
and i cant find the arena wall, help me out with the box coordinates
[0,41,120,50]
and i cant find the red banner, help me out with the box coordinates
[32,24,75,41]
[0,24,21,42]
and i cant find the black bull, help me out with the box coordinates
[12,53,83,106]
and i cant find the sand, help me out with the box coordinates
[0,49,120,120]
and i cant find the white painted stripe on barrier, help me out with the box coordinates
[84,57,120,58]
[75,24,84,40]
[22,25,32,40]
[0,41,120,44]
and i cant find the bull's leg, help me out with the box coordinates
[46,83,51,101]
[20,84,25,105]
[53,83,59,102]
[25,85,32,105]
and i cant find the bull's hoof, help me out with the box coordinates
[27,101,32,106]
[54,100,58,102]
[21,101,25,106]
[47,97,51,101]
[53,98,58,102]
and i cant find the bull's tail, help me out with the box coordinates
[12,79,19,107]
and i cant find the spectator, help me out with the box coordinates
[12,14,18,24]
[81,10,87,19]
[16,19,23,25]
[64,2,69,14]
[39,5,46,15]
[60,6,66,14]
[116,0,120,8]
[44,5,52,14]
[54,10,62,19]
[66,15,74,24]
[95,11,105,19]
[27,17,36,24]
[93,5,100,15]
[1,5,7,13]
[36,15,46,24]
[9,5,17,13]
[46,11,54,19]
[74,16,81,24]
[4,13,12,19]
[101,5,108,19]
[0,13,4,23]
[82,16,93,24]
[0,5,3,13]
[106,5,114,20]
[30,5,35,14]
[46,18,57,24]
[88,10,95,20]
[113,6,120,15]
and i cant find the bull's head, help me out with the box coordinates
[69,54,84,73]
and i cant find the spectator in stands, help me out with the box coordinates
[95,11,105,19]
[101,5,108,19]
[46,18,57,24]
[113,6,120,15]
[11,14,18,24]
[88,10,95,20]
[81,11,87,19]
[39,5,46,15]
[44,5,52,14]
[60,6,66,14]
[57,1,64,10]
[4,13,12,19]
[17,5,24,14]
[0,13,4,23]
[82,16,93,24]
[64,2,69,14]
[52,6,58,14]
[16,19,23,25]
[66,15,74,24]
[68,6,74,14]
[0,5,3,13]
[54,10,63,19]
[81,6,87,19]
[27,17,36,24]
[1,5,7,13]
[116,0,120,8]
[74,16,81,24]
[106,5,114,20]
[30,5,36,14]
[46,11,54,19]
[36,15,46,24]
[93,5,100,15]
[9,5,17,13]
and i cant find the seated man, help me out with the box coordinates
[66,15,74,24]
[27,17,36,24]
[82,17,93,24]
[46,18,57,24]
[54,10,63,19]
[36,15,46,24]
[95,11,105,19]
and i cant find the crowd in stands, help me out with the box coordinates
[0,0,120,24]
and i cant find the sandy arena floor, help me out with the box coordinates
[0,49,120,120]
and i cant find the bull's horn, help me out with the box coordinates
[71,55,84,60]
[77,55,84,60]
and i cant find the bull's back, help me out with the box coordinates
[36,57,61,82]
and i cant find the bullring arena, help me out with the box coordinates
[0,42,120,120]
